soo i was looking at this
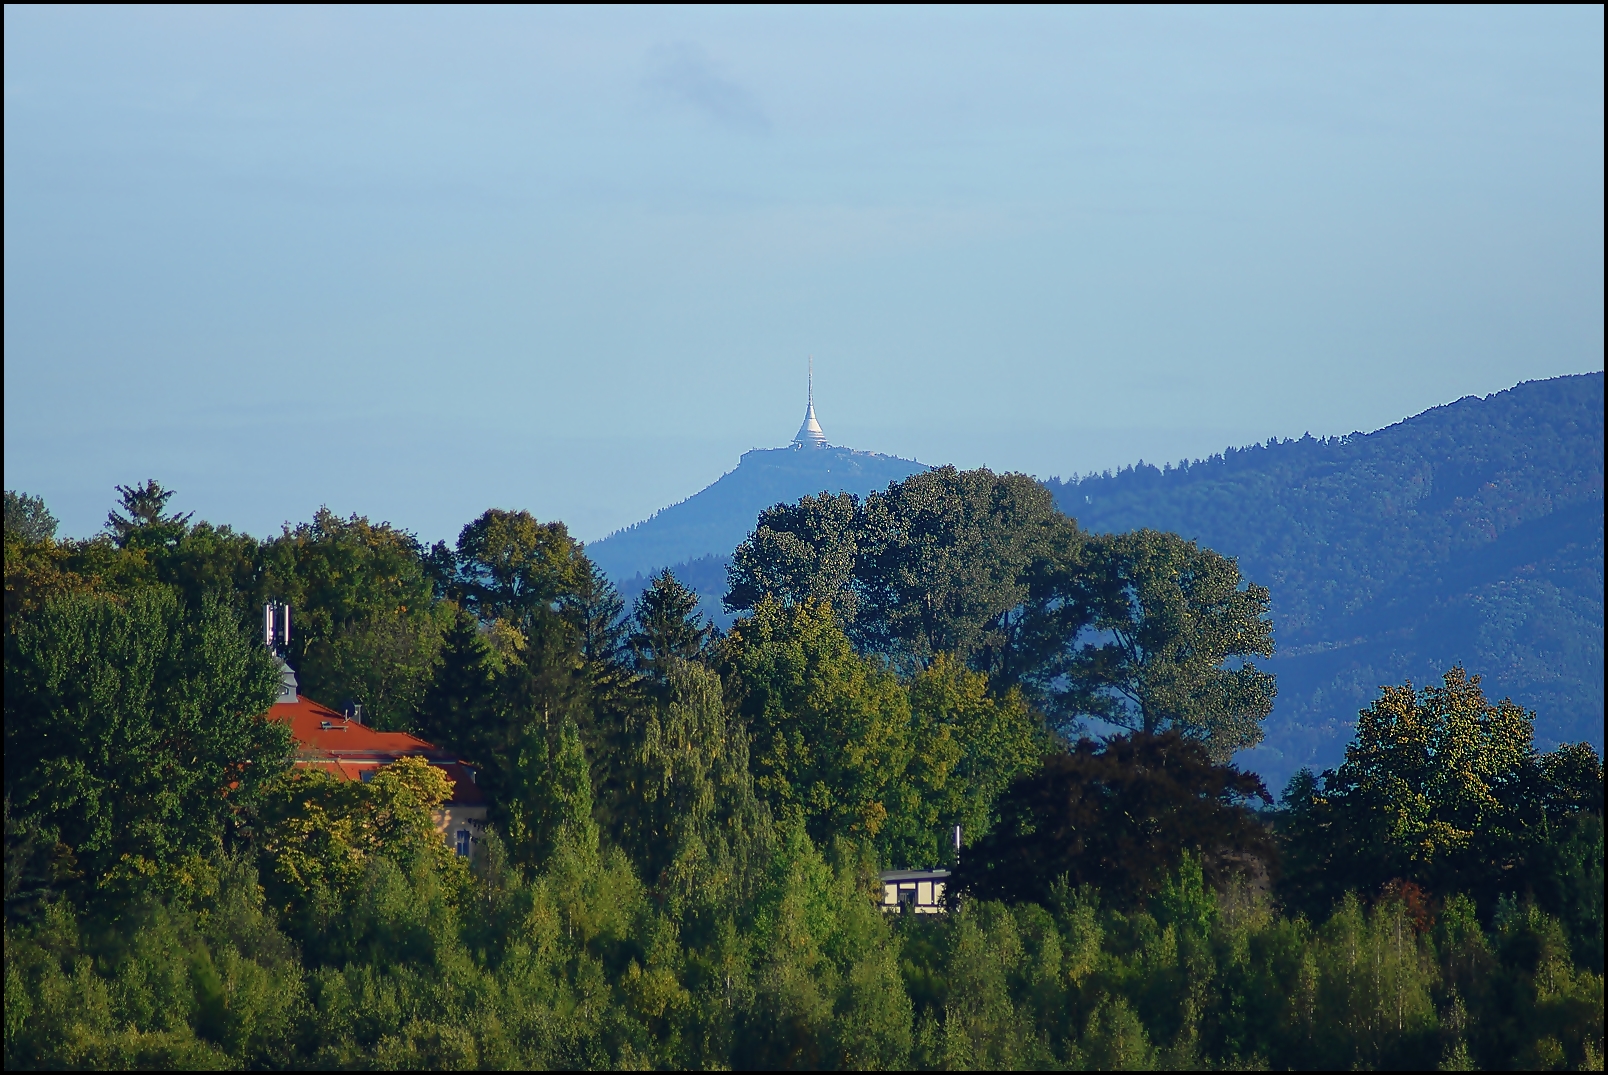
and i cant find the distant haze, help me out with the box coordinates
[4,6,1602,543]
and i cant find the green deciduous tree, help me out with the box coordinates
[1280,666,1533,914]
[725,471,1278,762]
[420,510,601,870]
[722,598,912,847]
[4,491,57,544]
[726,491,862,621]
[4,855,306,1070]
[4,587,288,897]
[5,522,98,626]
[259,509,449,730]
[734,825,912,1069]
[1048,529,1276,757]
[720,600,1045,871]
[1279,667,1603,942]
[257,756,469,952]
[1533,743,1605,974]
[620,657,764,889]
[888,654,1045,869]
[1466,896,1606,1069]
[726,468,1083,673]
[156,522,262,614]
[1338,665,1537,886]
[856,467,1077,668]
[1304,893,1442,1069]
[453,508,588,630]
[45,482,264,618]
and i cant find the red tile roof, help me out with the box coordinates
[268,695,485,805]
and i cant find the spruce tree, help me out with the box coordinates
[105,479,192,550]
[628,569,711,684]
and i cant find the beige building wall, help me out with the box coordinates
[881,879,947,913]
[433,805,488,853]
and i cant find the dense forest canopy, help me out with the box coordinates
[3,469,1602,1070]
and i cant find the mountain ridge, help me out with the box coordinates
[593,374,1602,792]
[1046,372,1603,788]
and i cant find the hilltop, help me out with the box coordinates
[587,444,928,586]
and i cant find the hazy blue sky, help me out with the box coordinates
[5,5,1602,544]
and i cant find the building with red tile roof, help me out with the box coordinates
[266,670,487,857]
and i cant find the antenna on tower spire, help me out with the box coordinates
[793,355,827,448]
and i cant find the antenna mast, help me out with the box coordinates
[793,354,828,448]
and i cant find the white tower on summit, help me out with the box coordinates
[793,357,828,448]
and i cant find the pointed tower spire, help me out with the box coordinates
[794,355,828,448]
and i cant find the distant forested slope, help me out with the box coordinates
[1045,372,1604,789]
[614,376,1601,792]
[615,552,735,629]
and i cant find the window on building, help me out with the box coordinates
[455,829,471,857]
[878,870,951,914]
[360,770,373,783]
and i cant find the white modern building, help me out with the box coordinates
[880,868,950,914]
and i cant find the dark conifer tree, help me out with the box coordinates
[628,570,711,684]
[564,559,646,840]
[566,560,630,668]
[105,479,193,550]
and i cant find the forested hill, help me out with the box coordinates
[1045,372,1604,789]
[598,374,1601,791]
[587,445,927,582]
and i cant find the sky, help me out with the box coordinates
[5,5,1603,545]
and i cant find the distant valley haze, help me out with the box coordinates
[3,5,1601,545]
